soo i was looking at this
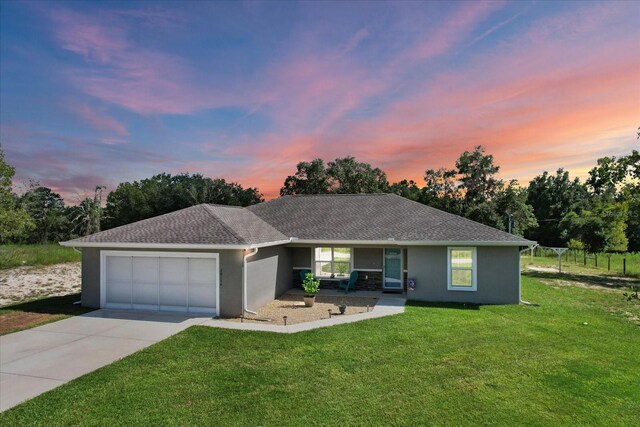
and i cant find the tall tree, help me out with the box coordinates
[69,186,105,237]
[326,156,389,194]
[104,173,262,229]
[492,180,538,236]
[421,168,461,214]
[525,169,588,246]
[280,159,331,196]
[0,145,35,242]
[455,145,503,208]
[19,185,69,243]
[280,157,389,196]
[390,179,422,202]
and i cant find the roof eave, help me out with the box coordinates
[59,238,294,250]
[289,239,536,247]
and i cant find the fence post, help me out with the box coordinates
[623,258,626,275]
[574,250,577,264]
[607,255,611,271]
[583,251,587,266]
[595,254,597,268]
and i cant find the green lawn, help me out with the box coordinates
[2,274,639,426]
[523,252,640,278]
[0,244,80,270]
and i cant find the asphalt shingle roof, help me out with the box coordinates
[65,194,532,246]
[248,194,532,243]
[66,204,287,246]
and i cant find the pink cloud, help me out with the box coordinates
[50,9,237,115]
[68,102,128,136]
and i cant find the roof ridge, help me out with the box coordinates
[201,204,248,244]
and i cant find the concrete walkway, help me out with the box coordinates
[0,310,209,412]
[201,296,407,333]
[1,295,406,411]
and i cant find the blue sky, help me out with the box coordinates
[1,0,638,201]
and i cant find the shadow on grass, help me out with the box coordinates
[406,300,481,310]
[0,293,91,316]
[523,270,640,290]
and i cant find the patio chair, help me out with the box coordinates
[338,271,359,294]
[299,269,311,283]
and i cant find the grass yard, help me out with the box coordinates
[2,274,639,426]
[0,244,80,270]
[0,294,92,335]
[523,252,640,278]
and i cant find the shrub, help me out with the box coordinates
[302,272,320,296]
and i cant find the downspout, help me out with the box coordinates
[243,248,259,315]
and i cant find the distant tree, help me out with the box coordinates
[104,173,262,229]
[525,169,588,247]
[586,149,639,251]
[390,179,422,202]
[19,186,70,243]
[561,201,628,252]
[466,202,504,230]
[421,168,461,214]
[492,180,538,236]
[280,159,332,196]
[326,156,389,194]
[0,145,35,242]
[280,157,389,196]
[69,186,105,237]
[455,146,503,208]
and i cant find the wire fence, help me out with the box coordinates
[525,246,640,278]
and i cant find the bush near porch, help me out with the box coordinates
[2,274,638,425]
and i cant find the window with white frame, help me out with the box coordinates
[314,247,351,278]
[447,247,477,291]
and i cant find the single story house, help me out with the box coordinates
[61,194,535,317]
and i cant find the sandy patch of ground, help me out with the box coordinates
[229,294,379,325]
[526,266,558,273]
[0,262,81,306]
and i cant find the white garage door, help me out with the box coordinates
[101,251,219,315]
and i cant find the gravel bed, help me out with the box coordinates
[229,294,379,325]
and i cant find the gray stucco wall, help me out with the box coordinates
[246,245,293,311]
[407,246,520,304]
[78,247,245,317]
[353,248,382,270]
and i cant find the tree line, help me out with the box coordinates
[1,142,638,253]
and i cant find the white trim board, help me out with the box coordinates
[61,239,294,250]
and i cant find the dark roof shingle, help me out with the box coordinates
[65,194,533,246]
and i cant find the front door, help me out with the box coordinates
[383,248,403,290]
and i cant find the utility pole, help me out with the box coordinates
[507,213,513,234]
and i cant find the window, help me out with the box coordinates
[447,247,477,291]
[314,247,351,278]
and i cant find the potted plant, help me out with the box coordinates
[302,272,320,307]
[337,299,347,315]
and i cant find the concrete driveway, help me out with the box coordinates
[0,310,210,411]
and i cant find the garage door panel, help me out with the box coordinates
[132,257,159,306]
[105,256,131,304]
[188,259,216,309]
[159,258,188,307]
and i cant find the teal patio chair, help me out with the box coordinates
[338,271,359,294]
[299,269,311,283]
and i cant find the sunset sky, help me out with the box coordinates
[1,0,639,202]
